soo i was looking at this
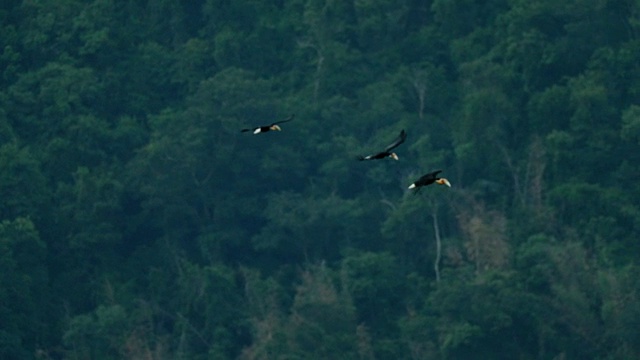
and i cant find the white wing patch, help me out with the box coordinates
[253,128,262,134]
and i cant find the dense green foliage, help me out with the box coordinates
[2,0,640,359]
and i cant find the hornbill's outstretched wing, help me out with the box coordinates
[241,114,295,134]
[358,129,407,161]
[384,129,407,153]
[270,114,295,126]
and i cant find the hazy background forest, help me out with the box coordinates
[1,0,640,359]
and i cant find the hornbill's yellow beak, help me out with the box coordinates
[436,178,451,187]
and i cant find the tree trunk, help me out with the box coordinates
[432,210,441,283]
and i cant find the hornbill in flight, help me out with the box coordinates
[408,170,451,189]
[241,114,294,134]
[358,129,407,161]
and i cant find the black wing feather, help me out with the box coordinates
[419,170,442,182]
[271,114,295,126]
[384,129,407,152]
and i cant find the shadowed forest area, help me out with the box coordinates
[2,0,640,359]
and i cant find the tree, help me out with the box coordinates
[0,218,49,358]
[599,265,640,359]
[5,62,100,145]
[341,251,406,357]
[284,262,360,359]
[456,200,510,275]
[0,144,49,221]
[621,104,640,145]
[353,0,409,52]
[63,304,129,360]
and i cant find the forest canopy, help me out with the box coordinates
[1,0,640,359]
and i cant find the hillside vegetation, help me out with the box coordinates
[1,1,640,359]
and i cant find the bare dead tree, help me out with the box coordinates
[498,143,525,208]
[498,137,546,212]
[432,209,442,283]
[411,68,429,120]
[297,39,324,102]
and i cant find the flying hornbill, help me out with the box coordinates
[358,129,407,161]
[408,170,451,189]
[241,114,294,134]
